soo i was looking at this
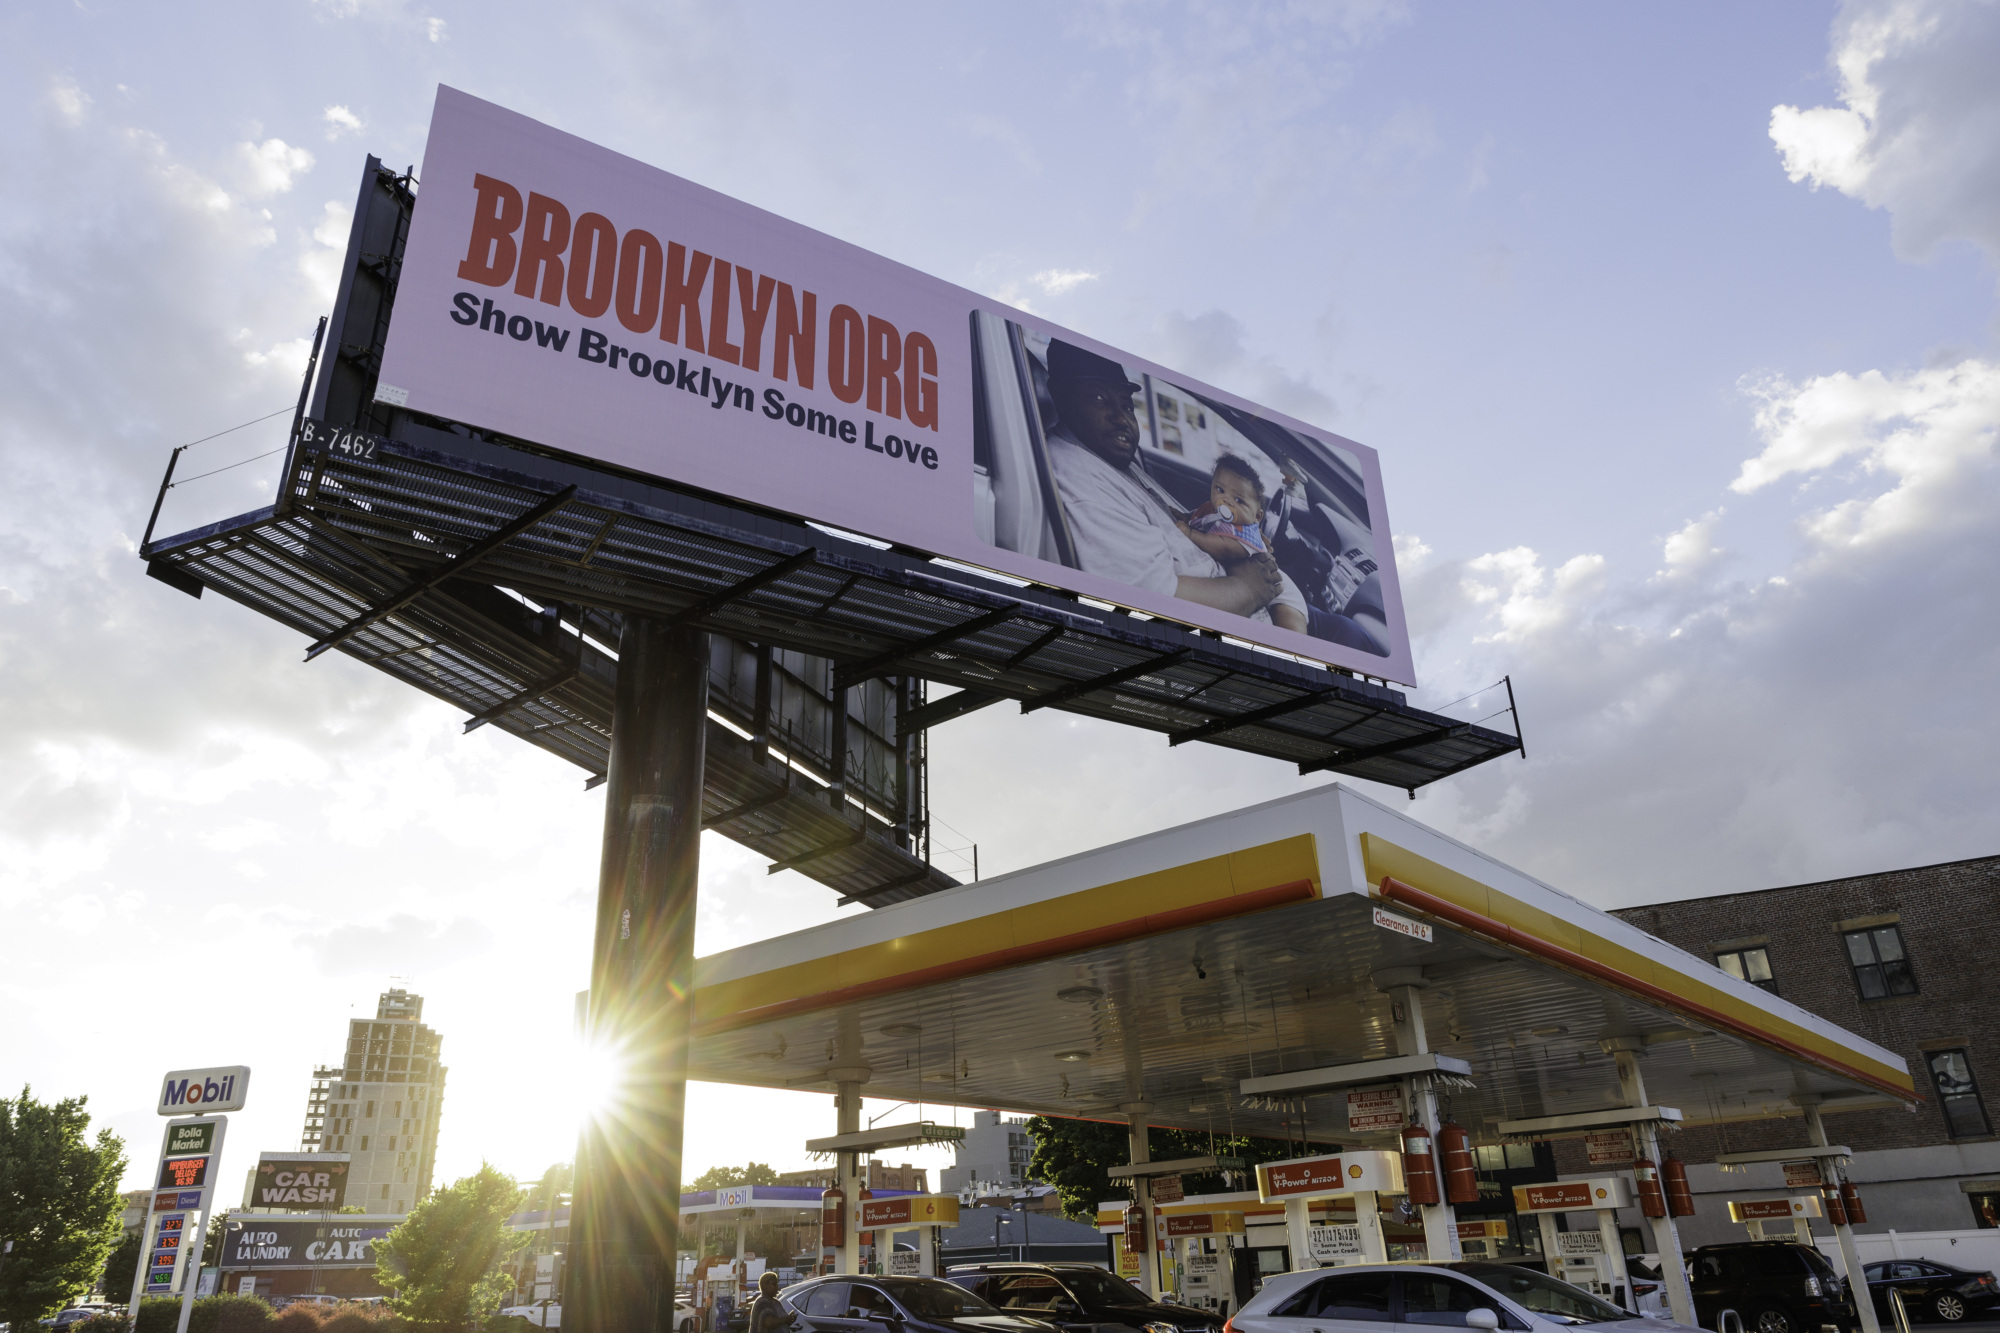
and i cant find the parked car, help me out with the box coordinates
[499,1302,560,1327]
[1689,1243,1859,1333]
[1861,1259,1999,1324]
[782,1274,1059,1333]
[943,1262,1222,1333]
[1230,1262,1703,1333]
[39,1307,112,1329]
[675,1294,698,1333]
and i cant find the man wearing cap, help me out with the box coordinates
[1041,339,1283,619]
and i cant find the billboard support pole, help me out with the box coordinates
[570,617,708,1333]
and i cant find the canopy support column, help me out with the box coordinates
[1613,1049,1694,1326]
[570,618,708,1333]
[1127,1114,1158,1297]
[1284,1197,1311,1270]
[1807,1102,1882,1333]
[1383,972,1462,1263]
[836,1080,863,1275]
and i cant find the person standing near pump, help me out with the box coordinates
[749,1271,794,1333]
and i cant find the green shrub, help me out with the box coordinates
[74,1314,131,1333]
[135,1296,187,1333]
[272,1305,327,1333]
[321,1308,399,1333]
[183,1294,276,1333]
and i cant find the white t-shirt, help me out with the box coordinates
[1045,431,1224,595]
[1045,431,1304,621]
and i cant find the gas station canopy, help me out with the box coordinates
[687,785,1913,1141]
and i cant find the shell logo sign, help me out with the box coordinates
[858,1195,961,1230]
[1257,1150,1405,1202]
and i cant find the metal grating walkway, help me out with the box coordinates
[144,421,1521,907]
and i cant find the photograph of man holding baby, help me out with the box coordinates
[968,312,1392,659]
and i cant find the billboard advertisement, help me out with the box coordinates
[375,88,1416,682]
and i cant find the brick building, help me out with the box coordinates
[1606,853,2000,1243]
[775,1162,929,1192]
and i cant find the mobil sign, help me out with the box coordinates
[157,1066,251,1115]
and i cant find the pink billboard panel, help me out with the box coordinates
[376,87,1416,683]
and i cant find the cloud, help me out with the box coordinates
[321,105,363,140]
[48,77,90,125]
[1150,308,1340,427]
[298,914,498,976]
[236,138,315,196]
[1399,355,2000,901]
[426,16,446,43]
[1730,360,2000,553]
[1770,0,2000,264]
[1031,269,1098,297]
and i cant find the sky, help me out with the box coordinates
[3,0,1998,1203]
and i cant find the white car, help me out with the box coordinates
[500,1304,561,1328]
[1229,1264,1699,1333]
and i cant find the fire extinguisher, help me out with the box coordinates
[1823,1182,1849,1226]
[1840,1178,1868,1225]
[821,1188,845,1248]
[1121,1199,1145,1254]
[1437,1120,1478,1205]
[1662,1155,1696,1217]
[1402,1122,1441,1206]
[1634,1157,1667,1218]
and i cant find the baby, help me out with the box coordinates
[1178,455,1309,633]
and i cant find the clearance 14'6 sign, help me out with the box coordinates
[375,87,1417,684]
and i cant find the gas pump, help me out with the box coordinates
[1513,1179,1636,1310]
[1548,1228,1624,1300]
[1164,1214,1244,1314]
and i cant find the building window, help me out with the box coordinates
[1928,1050,1991,1138]
[1716,947,1777,993]
[1970,1192,2000,1228]
[360,1137,370,1151]
[1845,925,1917,999]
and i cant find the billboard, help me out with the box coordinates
[375,87,1416,682]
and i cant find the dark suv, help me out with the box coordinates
[1690,1243,1859,1333]
[943,1262,1222,1333]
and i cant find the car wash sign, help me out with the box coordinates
[249,1153,351,1210]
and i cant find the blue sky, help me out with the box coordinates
[4,1,1997,1193]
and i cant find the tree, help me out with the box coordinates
[1025,1116,1306,1220]
[374,1164,528,1330]
[524,1163,571,1214]
[0,1087,128,1329]
[101,1231,143,1301]
[687,1163,779,1190]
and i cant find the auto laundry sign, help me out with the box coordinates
[249,1154,350,1210]
[223,1220,392,1269]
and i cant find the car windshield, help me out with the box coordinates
[881,1279,1002,1319]
[1056,1270,1154,1308]
[1453,1266,1630,1325]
